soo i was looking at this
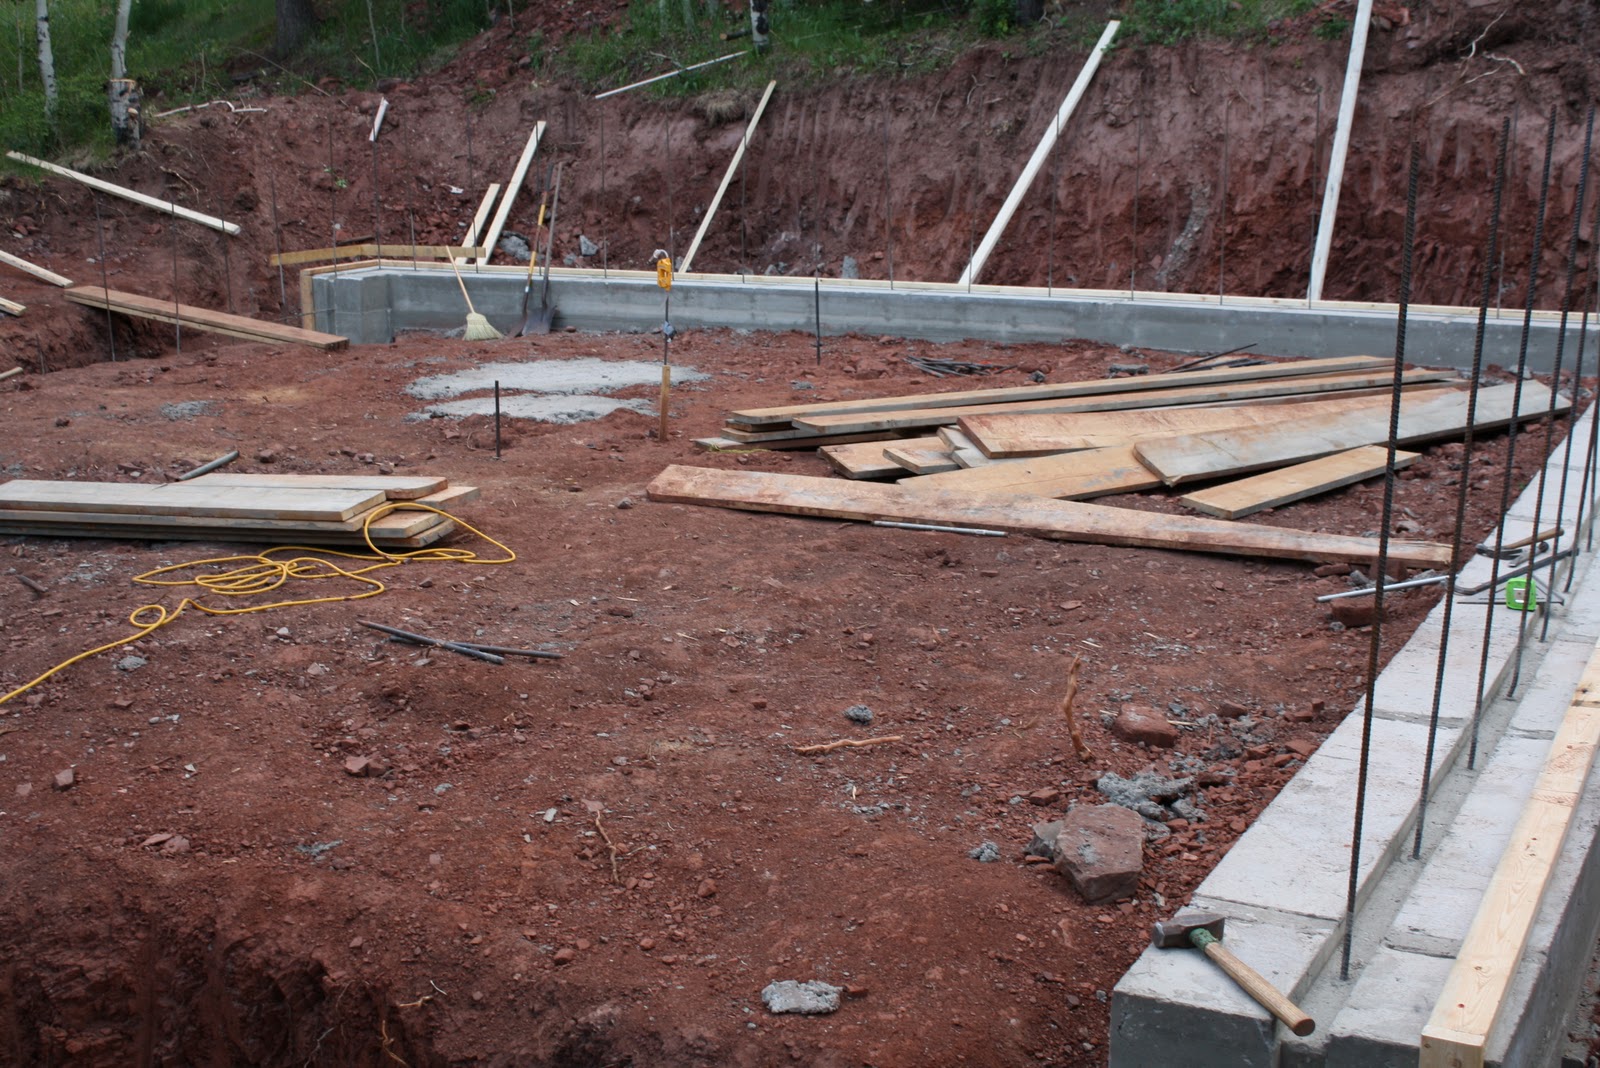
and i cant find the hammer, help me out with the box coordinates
[1151,912,1315,1037]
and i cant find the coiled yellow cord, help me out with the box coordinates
[0,503,515,709]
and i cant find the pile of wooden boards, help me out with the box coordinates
[655,355,1569,567]
[0,474,478,548]
[65,286,347,350]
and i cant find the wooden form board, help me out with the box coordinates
[1135,382,1563,486]
[958,387,1459,457]
[821,437,943,479]
[0,296,21,316]
[65,286,348,350]
[899,444,1160,500]
[456,184,502,266]
[0,518,457,549]
[680,80,778,273]
[792,370,1456,436]
[1419,641,1600,1068]
[476,123,546,266]
[7,151,242,235]
[0,481,385,522]
[725,355,1390,429]
[269,244,484,268]
[185,473,448,500]
[1179,446,1418,519]
[883,443,959,475]
[0,249,71,287]
[646,465,1455,569]
[936,426,990,468]
[0,505,445,538]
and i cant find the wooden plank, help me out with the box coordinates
[821,438,936,480]
[0,519,456,549]
[0,505,444,538]
[0,249,72,286]
[936,426,991,468]
[898,444,1160,500]
[6,151,242,235]
[1136,382,1564,486]
[0,481,385,522]
[456,184,502,266]
[185,473,448,500]
[1419,642,1600,1068]
[718,426,918,449]
[269,244,484,267]
[65,286,348,350]
[793,370,1456,437]
[883,442,960,475]
[645,465,1455,569]
[0,295,22,316]
[476,123,546,266]
[680,80,778,273]
[725,355,1391,429]
[1179,446,1418,519]
[410,485,480,512]
[959,386,1459,457]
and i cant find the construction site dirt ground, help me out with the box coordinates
[0,326,1574,1066]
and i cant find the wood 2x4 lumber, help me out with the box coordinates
[0,249,72,287]
[269,244,485,268]
[1135,382,1563,486]
[6,151,242,236]
[0,480,386,522]
[958,19,1120,287]
[1308,0,1375,302]
[0,505,445,539]
[1418,641,1600,1068]
[185,473,449,500]
[793,369,1457,437]
[898,444,1158,500]
[476,123,547,266]
[958,385,1460,457]
[456,183,502,266]
[0,518,457,549]
[1178,445,1419,520]
[679,80,778,274]
[820,437,941,479]
[0,295,22,316]
[65,286,348,350]
[936,426,990,468]
[725,355,1391,430]
[645,465,1455,569]
[883,442,960,475]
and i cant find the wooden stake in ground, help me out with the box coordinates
[1060,653,1090,760]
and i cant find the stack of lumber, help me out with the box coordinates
[656,356,1569,566]
[65,286,347,350]
[0,474,478,548]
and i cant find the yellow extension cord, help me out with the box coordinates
[0,503,516,710]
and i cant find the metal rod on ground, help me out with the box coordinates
[0,367,21,382]
[92,192,116,361]
[388,637,561,660]
[1413,115,1507,862]
[170,196,181,354]
[1342,139,1419,984]
[1538,105,1596,641]
[269,173,287,309]
[358,620,504,665]
[1317,573,1448,602]
[15,575,47,596]
[1456,549,1576,597]
[1471,106,1557,764]
[592,51,745,100]
[177,450,240,481]
[494,380,502,461]
[873,521,1007,537]
[1167,342,1258,373]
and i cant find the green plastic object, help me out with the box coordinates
[1506,576,1537,612]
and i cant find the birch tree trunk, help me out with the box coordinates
[109,0,139,148]
[35,0,55,132]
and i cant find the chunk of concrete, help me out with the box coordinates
[761,980,842,1015]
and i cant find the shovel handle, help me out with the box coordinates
[1193,930,1315,1037]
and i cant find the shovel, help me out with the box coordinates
[520,161,563,335]
[514,166,553,336]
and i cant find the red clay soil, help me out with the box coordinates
[0,1,1595,1064]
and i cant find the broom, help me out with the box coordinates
[448,257,503,341]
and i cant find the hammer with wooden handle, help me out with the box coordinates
[1150,912,1315,1037]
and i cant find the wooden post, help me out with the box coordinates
[680,80,777,274]
[474,123,545,266]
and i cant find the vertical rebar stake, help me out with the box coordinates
[1566,204,1600,577]
[170,197,182,355]
[494,380,502,461]
[1219,97,1229,303]
[1343,139,1420,984]
[269,173,287,310]
[814,273,822,367]
[217,187,235,315]
[1413,116,1509,862]
[92,192,116,362]
[883,105,895,289]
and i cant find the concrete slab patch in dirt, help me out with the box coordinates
[404,358,706,401]
[417,394,655,423]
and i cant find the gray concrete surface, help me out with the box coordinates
[1111,406,1600,1068]
[310,266,1592,372]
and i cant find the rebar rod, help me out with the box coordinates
[92,192,116,361]
[1342,139,1419,983]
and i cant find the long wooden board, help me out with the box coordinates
[269,244,485,267]
[65,286,348,350]
[1419,642,1600,1068]
[898,444,1160,500]
[0,249,72,287]
[0,505,445,538]
[959,386,1459,457]
[680,79,777,273]
[645,465,1454,569]
[0,481,385,522]
[476,122,546,266]
[725,355,1391,429]
[185,473,448,500]
[792,369,1457,437]
[0,518,457,549]
[1179,446,1418,519]
[6,151,242,235]
[883,442,959,475]
[1135,382,1563,486]
[456,184,502,266]
[0,295,22,316]
[821,438,940,479]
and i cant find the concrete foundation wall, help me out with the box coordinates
[310,266,1592,373]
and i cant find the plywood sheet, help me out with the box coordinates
[1179,446,1418,519]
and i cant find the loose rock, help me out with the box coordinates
[1051,803,1144,904]
[761,979,842,1015]
[53,768,75,791]
[968,841,1001,863]
[843,704,874,725]
[1109,704,1178,748]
